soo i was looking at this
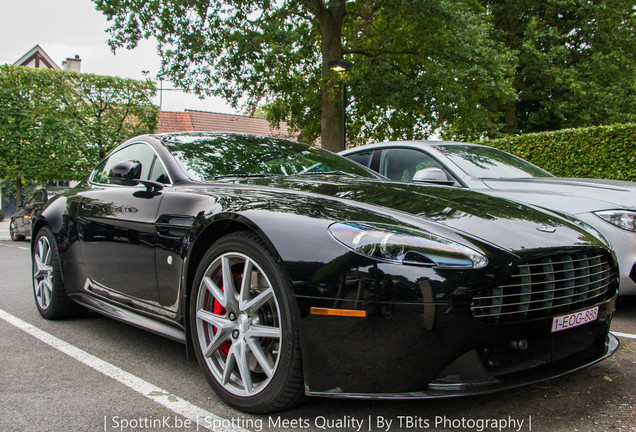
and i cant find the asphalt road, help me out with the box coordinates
[0,239,634,432]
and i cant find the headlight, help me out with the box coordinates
[329,222,488,269]
[594,210,636,232]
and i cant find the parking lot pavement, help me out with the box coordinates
[0,240,634,432]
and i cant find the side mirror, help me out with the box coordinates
[109,160,142,186]
[412,167,454,185]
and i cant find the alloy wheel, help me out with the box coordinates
[10,220,19,241]
[33,235,54,309]
[195,252,282,397]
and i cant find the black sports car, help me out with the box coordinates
[32,132,618,413]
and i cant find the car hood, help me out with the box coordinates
[477,177,636,214]
[212,175,607,254]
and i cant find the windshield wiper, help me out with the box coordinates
[212,173,281,180]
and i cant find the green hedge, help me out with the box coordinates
[484,123,636,182]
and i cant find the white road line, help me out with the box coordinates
[612,331,636,340]
[0,243,29,251]
[0,308,251,432]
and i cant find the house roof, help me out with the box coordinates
[158,111,194,133]
[13,44,61,70]
[158,109,298,141]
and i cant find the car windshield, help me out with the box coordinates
[434,144,553,179]
[162,133,376,181]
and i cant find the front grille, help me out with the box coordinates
[471,251,615,323]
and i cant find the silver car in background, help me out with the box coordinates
[341,141,636,295]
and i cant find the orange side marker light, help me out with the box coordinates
[310,307,367,318]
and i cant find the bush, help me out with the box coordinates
[0,208,3,222]
[484,123,636,181]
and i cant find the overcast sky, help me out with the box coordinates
[0,0,237,114]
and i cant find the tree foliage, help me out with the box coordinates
[93,0,515,149]
[71,73,159,169]
[0,66,74,203]
[486,0,636,135]
[93,1,634,147]
[0,65,157,203]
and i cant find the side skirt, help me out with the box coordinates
[70,293,186,344]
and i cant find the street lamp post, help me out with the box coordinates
[328,60,352,151]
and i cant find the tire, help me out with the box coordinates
[190,232,304,413]
[32,227,86,319]
[10,219,25,241]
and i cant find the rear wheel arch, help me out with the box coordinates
[32,225,86,319]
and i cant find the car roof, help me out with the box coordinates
[339,140,492,154]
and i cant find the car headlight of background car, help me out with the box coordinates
[595,210,636,232]
[329,222,488,268]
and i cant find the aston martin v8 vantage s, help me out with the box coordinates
[32,132,619,413]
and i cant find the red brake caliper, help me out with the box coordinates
[212,272,242,357]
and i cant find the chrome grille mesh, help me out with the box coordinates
[471,251,615,323]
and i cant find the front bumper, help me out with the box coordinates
[299,294,617,398]
[308,333,619,400]
[295,250,618,397]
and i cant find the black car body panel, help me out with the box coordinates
[33,133,618,403]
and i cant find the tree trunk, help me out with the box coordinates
[15,177,22,206]
[317,3,346,152]
[504,100,517,135]
[490,1,521,136]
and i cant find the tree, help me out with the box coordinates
[0,66,74,204]
[0,65,158,204]
[70,73,158,173]
[93,0,515,150]
[485,0,636,135]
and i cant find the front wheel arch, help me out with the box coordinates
[188,231,305,412]
[30,219,48,249]
[183,217,289,359]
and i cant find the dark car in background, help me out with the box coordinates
[32,133,618,413]
[10,189,50,241]
[341,141,636,295]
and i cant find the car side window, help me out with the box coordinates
[30,190,45,204]
[91,143,156,185]
[379,148,449,182]
[347,150,374,168]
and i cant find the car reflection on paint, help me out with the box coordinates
[32,132,618,413]
[10,189,62,241]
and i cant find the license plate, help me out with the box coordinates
[551,306,599,333]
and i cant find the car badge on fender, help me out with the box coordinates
[537,225,557,233]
